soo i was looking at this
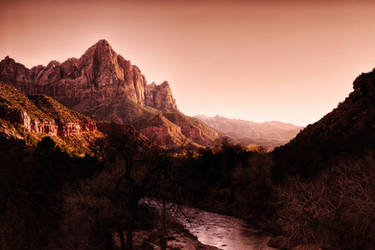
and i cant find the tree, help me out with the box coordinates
[104,123,170,250]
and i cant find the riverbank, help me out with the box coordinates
[181,196,280,236]
[113,219,219,250]
[141,198,276,250]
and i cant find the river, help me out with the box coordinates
[142,199,276,250]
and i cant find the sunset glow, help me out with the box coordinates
[2,0,375,125]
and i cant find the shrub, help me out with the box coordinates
[273,152,375,249]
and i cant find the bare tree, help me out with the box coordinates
[104,123,170,250]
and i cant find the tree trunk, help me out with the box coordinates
[161,199,167,250]
[125,230,133,250]
[118,228,126,250]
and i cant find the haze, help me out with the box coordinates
[2,0,375,126]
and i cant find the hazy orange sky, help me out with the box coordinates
[2,0,375,126]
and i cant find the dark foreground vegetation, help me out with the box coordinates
[0,136,100,249]
[270,150,375,250]
[0,124,219,250]
[268,70,375,249]
[169,142,274,223]
[1,121,375,250]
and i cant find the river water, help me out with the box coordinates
[142,199,276,250]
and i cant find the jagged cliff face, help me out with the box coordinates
[0,40,176,113]
[0,40,218,147]
[145,81,178,112]
[0,82,102,154]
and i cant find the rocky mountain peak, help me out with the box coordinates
[3,56,12,62]
[0,40,219,147]
[82,39,115,65]
[84,39,113,55]
[0,40,179,112]
[1,56,18,69]
[145,81,178,112]
[97,39,110,46]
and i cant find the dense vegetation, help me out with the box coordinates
[267,69,375,249]
[0,126,275,249]
[269,150,375,250]
[169,142,274,221]
[2,120,375,249]
[0,136,100,249]
[0,124,216,250]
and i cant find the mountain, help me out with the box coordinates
[0,81,102,155]
[273,68,375,177]
[196,115,302,148]
[0,40,219,148]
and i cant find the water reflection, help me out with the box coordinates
[178,208,274,250]
[142,199,275,250]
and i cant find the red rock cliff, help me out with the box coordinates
[0,40,177,114]
[0,82,98,139]
[0,40,219,148]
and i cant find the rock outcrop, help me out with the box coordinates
[145,81,178,112]
[0,81,102,154]
[0,40,219,147]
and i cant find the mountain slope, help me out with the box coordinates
[0,81,102,155]
[196,115,301,148]
[273,68,375,176]
[0,40,219,148]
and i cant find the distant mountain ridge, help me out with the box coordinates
[0,40,219,148]
[196,115,302,148]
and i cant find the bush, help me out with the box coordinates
[273,152,375,249]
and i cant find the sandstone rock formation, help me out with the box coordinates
[0,40,164,111]
[0,81,102,154]
[145,81,178,112]
[0,40,219,147]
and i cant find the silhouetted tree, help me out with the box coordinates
[104,123,171,250]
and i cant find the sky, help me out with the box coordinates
[1,0,375,126]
